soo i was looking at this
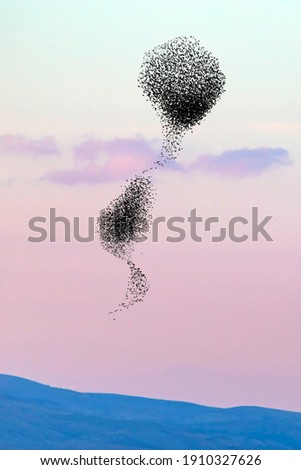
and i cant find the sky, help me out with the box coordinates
[1,0,301,411]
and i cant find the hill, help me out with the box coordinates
[0,374,300,449]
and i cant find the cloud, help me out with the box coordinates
[43,138,291,185]
[44,136,180,184]
[0,177,15,189]
[0,134,59,156]
[190,147,291,176]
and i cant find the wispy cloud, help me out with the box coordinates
[0,134,59,156]
[44,136,180,184]
[0,177,15,189]
[43,138,291,185]
[190,147,291,177]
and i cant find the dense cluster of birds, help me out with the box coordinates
[98,36,226,317]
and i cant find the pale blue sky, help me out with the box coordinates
[0,0,300,158]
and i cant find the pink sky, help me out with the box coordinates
[1,0,301,411]
[1,147,300,411]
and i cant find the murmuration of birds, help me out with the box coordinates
[97,36,226,318]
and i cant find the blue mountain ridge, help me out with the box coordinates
[0,374,300,450]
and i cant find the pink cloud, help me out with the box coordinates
[44,137,180,184]
[0,134,59,156]
[190,147,291,176]
[43,140,291,185]
[73,137,157,162]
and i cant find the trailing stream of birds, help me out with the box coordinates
[97,36,226,317]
